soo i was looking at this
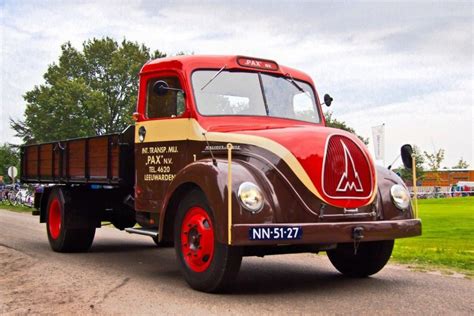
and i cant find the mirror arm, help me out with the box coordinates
[163,86,185,96]
[387,154,401,170]
[164,87,183,92]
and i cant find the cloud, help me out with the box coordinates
[1,0,472,167]
[337,78,472,168]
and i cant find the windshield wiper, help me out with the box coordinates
[284,73,306,94]
[201,65,227,91]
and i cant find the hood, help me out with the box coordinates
[229,125,377,208]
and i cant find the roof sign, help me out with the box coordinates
[236,56,279,71]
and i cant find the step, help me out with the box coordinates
[125,227,158,238]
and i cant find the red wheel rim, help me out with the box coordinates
[181,206,215,273]
[48,198,61,240]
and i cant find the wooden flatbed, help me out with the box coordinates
[20,126,134,186]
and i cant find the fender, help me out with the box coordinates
[38,186,55,223]
[375,165,415,220]
[39,186,102,228]
[159,158,276,244]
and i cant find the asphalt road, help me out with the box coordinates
[1,209,472,315]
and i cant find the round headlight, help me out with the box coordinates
[238,182,264,213]
[390,184,410,210]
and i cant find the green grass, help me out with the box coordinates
[2,196,473,275]
[392,197,474,275]
[0,203,33,213]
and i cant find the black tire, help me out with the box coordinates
[152,236,173,248]
[46,188,96,252]
[327,240,394,277]
[174,190,242,293]
[111,205,136,230]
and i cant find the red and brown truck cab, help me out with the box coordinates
[21,55,421,292]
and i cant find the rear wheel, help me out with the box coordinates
[327,240,394,277]
[174,190,242,293]
[46,188,96,252]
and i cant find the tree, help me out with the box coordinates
[11,38,166,143]
[395,145,425,183]
[324,111,369,145]
[452,158,469,169]
[423,148,445,186]
[424,148,445,171]
[0,143,19,184]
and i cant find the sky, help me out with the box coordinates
[0,0,473,168]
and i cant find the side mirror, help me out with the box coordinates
[323,94,333,107]
[401,144,413,169]
[153,80,170,96]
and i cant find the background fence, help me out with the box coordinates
[408,186,474,199]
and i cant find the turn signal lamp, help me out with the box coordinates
[132,112,141,122]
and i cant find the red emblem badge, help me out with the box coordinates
[322,135,373,200]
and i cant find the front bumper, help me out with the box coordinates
[231,219,421,246]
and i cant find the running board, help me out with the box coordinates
[125,227,158,238]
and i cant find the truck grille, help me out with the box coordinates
[322,135,373,201]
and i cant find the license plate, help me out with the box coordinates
[248,226,303,241]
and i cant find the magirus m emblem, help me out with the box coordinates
[336,141,364,192]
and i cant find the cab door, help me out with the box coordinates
[134,73,187,213]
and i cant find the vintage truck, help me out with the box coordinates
[21,55,421,292]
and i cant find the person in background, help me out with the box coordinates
[463,185,469,197]
[14,180,20,191]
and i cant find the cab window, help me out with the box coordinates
[146,77,185,118]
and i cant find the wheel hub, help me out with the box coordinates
[181,207,214,272]
[188,226,201,250]
[48,198,61,240]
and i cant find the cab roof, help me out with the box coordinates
[140,55,314,84]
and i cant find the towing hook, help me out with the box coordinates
[352,226,364,241]
[352,227,364,255]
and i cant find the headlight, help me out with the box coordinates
[390,184,410,210]
[238,182,264,213]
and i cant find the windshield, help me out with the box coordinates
[192,70,321,123]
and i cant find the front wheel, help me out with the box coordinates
[327,240,394,277]
[152,236,173,248]
[174,190,242,293]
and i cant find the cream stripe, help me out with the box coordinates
[136,118,376,205]
[136,118,322,200]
